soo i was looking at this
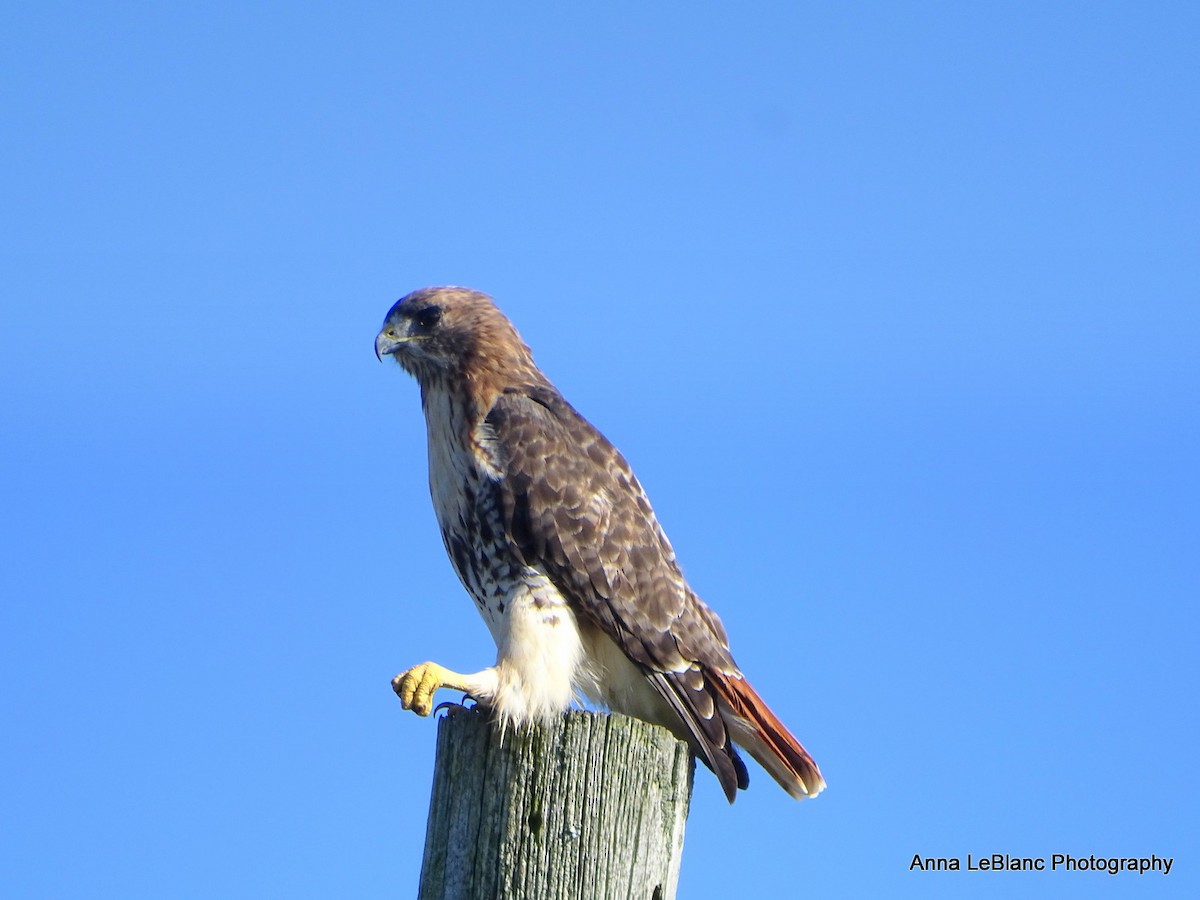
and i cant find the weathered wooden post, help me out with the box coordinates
[417,708,694,900]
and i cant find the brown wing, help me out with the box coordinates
[485,384,750,800]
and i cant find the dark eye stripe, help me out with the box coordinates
[414,306,442,329]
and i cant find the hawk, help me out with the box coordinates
[375,287,825,801]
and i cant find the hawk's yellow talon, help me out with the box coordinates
[392,661,475,717]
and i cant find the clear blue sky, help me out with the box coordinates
[3,3,1196,897]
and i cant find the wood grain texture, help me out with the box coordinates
[418,709,694,900]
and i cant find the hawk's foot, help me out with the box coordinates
[392,661,477,717]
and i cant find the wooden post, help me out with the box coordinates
[417,708,694,900]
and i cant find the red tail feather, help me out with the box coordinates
[711,670,826,800]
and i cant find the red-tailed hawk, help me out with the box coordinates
[375,287,825,801]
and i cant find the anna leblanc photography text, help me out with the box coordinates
[909,853,1174,876]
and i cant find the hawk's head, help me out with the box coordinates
[375,286,538,389]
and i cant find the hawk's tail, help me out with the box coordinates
[712,670,826,801]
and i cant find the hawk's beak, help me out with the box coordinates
[375,330,403,362]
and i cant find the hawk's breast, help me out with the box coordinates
[423,386,523,640]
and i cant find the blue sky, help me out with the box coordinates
[2,3,1196,897]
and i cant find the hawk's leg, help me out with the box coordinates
[392,661,497,717]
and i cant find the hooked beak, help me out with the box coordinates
[375,329,404,362]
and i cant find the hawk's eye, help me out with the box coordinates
[413,306,442,331]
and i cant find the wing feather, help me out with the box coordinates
[486,385,748,799]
